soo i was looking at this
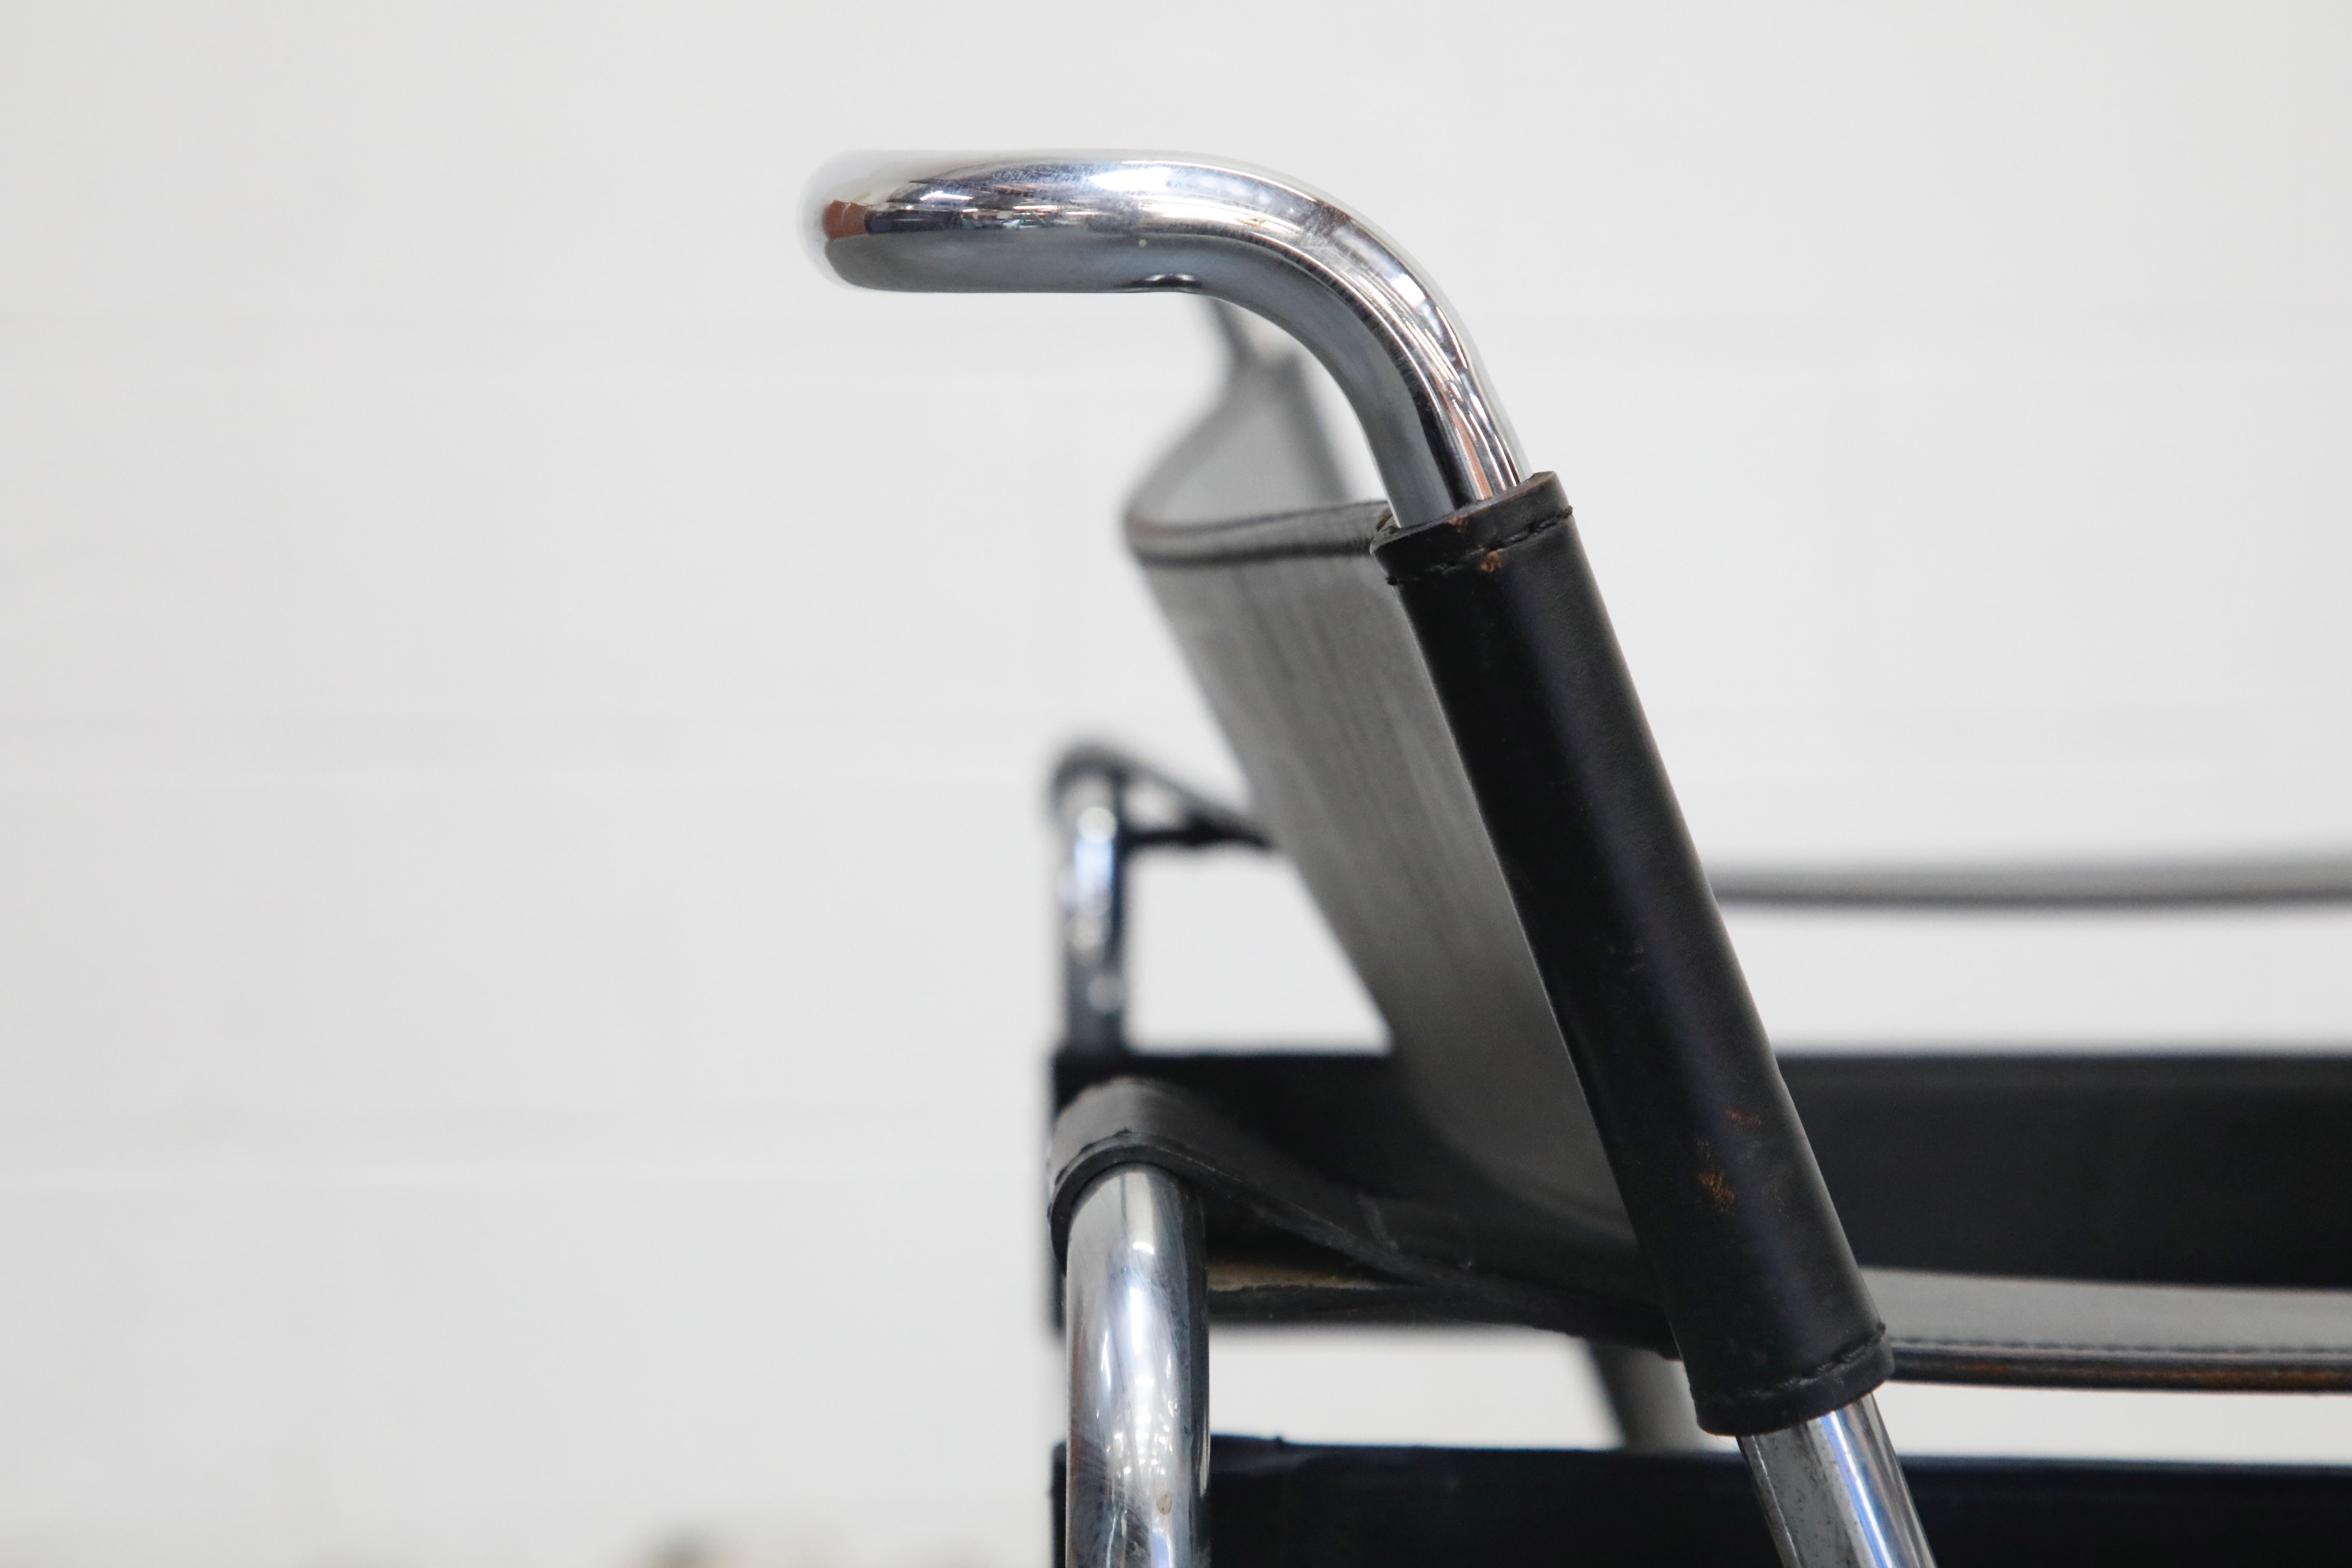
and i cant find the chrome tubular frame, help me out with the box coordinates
[1064,1164,1209,1568]
[1056,762,1128,1051]
[1049,744,1272,1054]
[812,149,1935,1568]
[808,153,1522,527]
[1741,1394,1937,1568]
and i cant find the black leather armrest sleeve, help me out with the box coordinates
[1375,474,1889,1433]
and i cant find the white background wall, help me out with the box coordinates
[5,3,2352,1564]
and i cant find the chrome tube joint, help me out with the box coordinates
[807,152,1522,526]
[1064,1164,1209,1568]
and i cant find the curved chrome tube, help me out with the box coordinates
[807,152,1523,526]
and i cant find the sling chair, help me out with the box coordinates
[810,152,2352,1568]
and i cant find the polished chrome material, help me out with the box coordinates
[1739,1394,1937,1568]
[1057,762,1127,1049]
[809,152,1523,526]
[1050,745,1271,1051]
[1066,1164,1209,1568]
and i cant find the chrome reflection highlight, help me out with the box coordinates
[1740,1394,1938,1568]
[1058,768,1126,1049]
[1065,1165,1208,1568]
[807,152,1522,526]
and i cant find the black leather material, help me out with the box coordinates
[1131,486,1630,1246]
[1374,475,1886,1433]
[1780,1054,2352,1288]
[1054,1437,2352,1567]
[1130,364,1633,1247]
[1118,354,2352,1419]
[1049,1073,1668,1351]
[1870,1268,2352,1390]
[1049,1053,2352,1391]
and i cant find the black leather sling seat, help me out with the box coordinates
[1084,1436,2352,1567]
[1051,346,2352,1393]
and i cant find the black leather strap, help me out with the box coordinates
[1871,1269,2352,1390]
[1106,1436,2352,1568]
[1049,1076,1668,1351]
[1377,475,1888,1433]
[1781,1053,2352,1288]
[1048,1062,2352,1394]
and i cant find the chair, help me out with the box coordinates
[810,153,2352,1567]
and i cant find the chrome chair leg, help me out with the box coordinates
[1065,1165,1209,1568]
[1739,1393,1937,1568]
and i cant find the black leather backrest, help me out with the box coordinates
[1126,351,1630,1242]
